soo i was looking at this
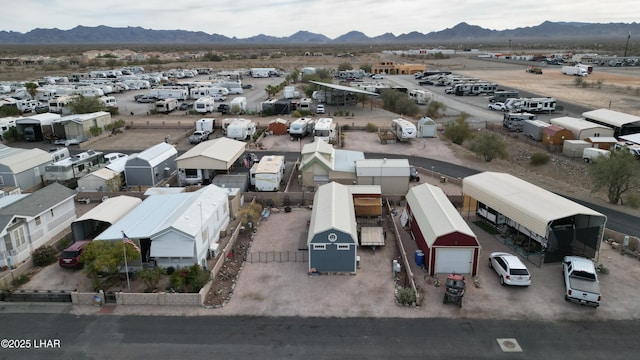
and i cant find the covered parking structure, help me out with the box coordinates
[309,81,379,110]
[71,195,142,241]
[462,172,606,265]
[176,137,246,186]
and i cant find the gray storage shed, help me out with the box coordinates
[522,120,551,141]
[125,142,177,187]
[0,146,52,189]
[308,182,358,274]
[417,116,437,138]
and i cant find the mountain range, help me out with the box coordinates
[0,21,638,45]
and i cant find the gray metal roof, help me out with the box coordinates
[176,137,246,170]
[95,185,228,241]
[0,183,76,230]
[310,81,380,96]
[0,147,52,173]
[127,142,177,167]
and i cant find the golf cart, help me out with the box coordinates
[443,273,466,308]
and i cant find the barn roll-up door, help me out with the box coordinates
[434,248,474,274]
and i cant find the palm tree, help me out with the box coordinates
[25,82,38,100]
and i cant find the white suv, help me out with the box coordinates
[316,104,325,114]
[489,252,531,286]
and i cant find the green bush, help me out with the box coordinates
[169,264,210,293]
[365,123,378,132]
[625,192,640,209]
[530,152,550,166]
[396,287,416,305]
[341,124,351,131]
[32,246,58,267]
[166,266,176,275]
[137,267,166,291]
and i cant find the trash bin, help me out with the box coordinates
[440,176,448,184]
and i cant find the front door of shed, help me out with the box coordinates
[435,248,473,274]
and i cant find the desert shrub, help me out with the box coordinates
[396,287,416,305]
[169,264,210,293]
[365,123,378,132]
[625,192,640,209]
[32,246,58,267]
[137,267,166,291]
[11,274,30,287]
[530,152,550,166]
[341,124,351,131]
[166,266,176,275]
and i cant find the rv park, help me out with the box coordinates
[1,51,640,321]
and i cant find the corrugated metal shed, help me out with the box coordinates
[129,142,177,168]
[176,137,246,170]
[462,172,604,237]
[307,182,357,245]
[406,183,476,247]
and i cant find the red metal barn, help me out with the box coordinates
[268,118,289,135]
[405,184,480,276]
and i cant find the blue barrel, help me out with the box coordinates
[415,250,425,267]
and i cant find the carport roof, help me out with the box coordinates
[74,195,142,224]
[176,137,246,170]
[462,172,605,236]
[310,81,381,96]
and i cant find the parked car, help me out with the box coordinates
[316,104,325,114]
[241,84,253,89]
[188,130,210,144]
[371,74,384,79]
[218,104,229,114]
[444,87,455,94]
[59,240,91,269]
[488,102,507,111]
[179,102,191,111]
[488,252,531,286]
[419,80,434,86]
[136,95,156,103]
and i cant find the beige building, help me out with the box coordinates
[371,61,426,75]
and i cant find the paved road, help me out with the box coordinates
[0,312,637,359]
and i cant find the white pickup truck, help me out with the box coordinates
[562,256,601,307]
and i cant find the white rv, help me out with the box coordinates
[194,96,216,113]
[155,98,179,114]
[226,118,256,141]
[520,97,556,113]
[313,117,336,143]
[148,87,189,101]
[408,89,432,105]
[189,86,229,100]
[250,155,286,191]
[99,96,118,108]
[391,118,417,142]
[48,95,78,115]
[289,117,315,141]
[230,97,247,114]
[250,68,275,78]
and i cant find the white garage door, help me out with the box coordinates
[434,248,474,274]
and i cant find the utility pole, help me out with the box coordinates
[624,31,631,58]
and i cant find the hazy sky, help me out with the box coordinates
[1,0,637,39]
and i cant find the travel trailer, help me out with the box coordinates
[194,96,216,113]
[230,97,247,114]
[289,117,315,141]
[155,98,179,114]
[250,155,286,191]
[391,118,417,142]
[225,118,256,141]
[408,89,432,105]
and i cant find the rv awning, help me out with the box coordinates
[150,240,194,258]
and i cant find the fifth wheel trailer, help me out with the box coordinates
[250,155,285,191]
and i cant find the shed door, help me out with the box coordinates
[434,248,473,274]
